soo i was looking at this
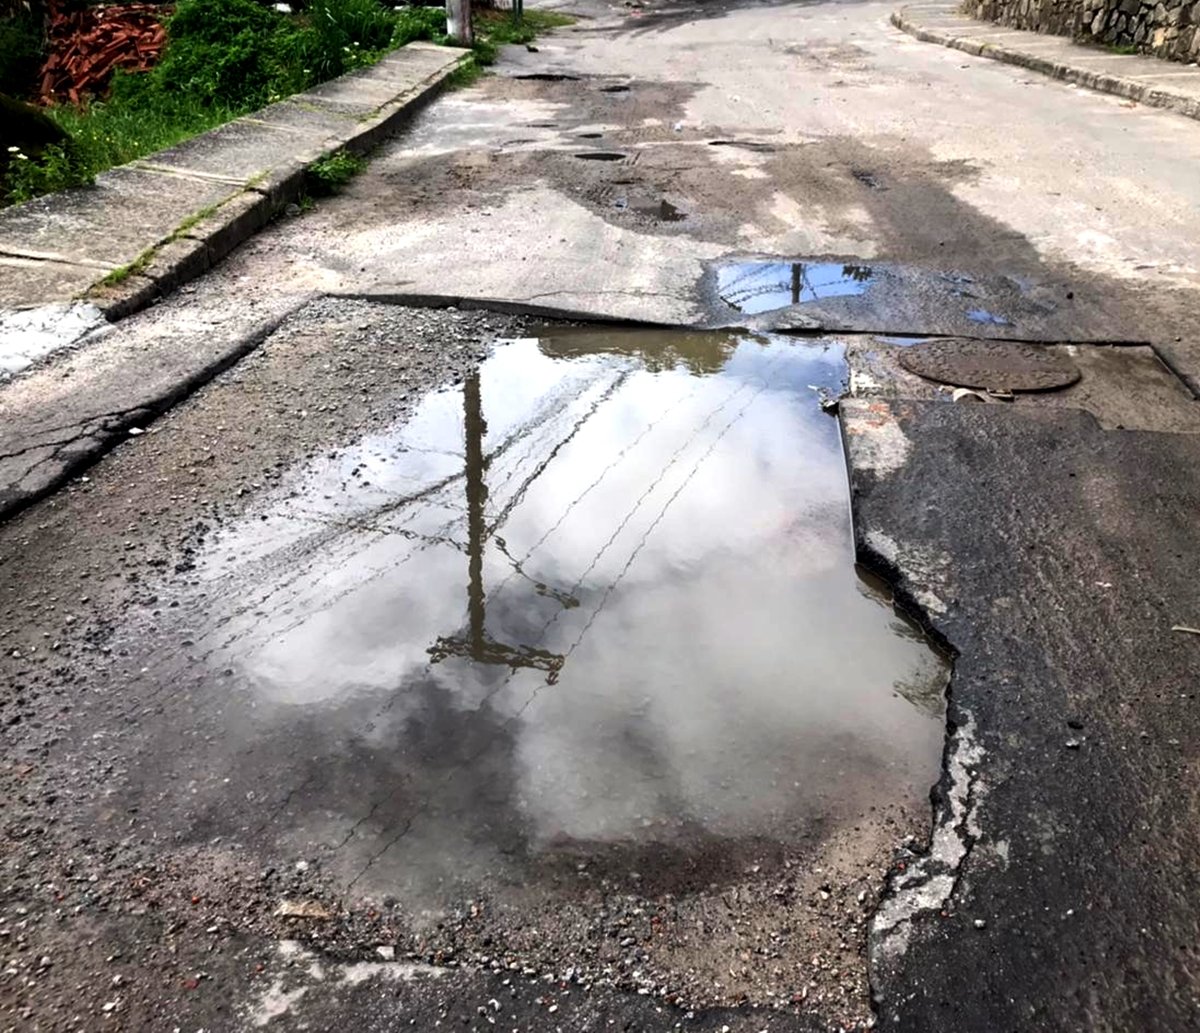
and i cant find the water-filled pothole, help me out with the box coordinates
[718,260,876,314]
[105,328,949,1014]
[147,328,947,891]
[708,258,1068,336]
[574,151,627,161]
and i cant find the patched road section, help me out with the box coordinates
[843,394,1200,1031]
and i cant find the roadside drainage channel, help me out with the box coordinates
[87,324,950,1023]
[0,41,468,325]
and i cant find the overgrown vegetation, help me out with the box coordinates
[470,9,575,66]
[1,1,572,207]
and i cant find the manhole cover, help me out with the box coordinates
[898,339,1081,392]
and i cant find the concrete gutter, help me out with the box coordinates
[0,42,468,320]
[892,2,1200,121]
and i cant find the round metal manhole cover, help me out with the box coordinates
[898,339,1081,392]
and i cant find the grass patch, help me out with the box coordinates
[445,54,485,90]
[471,10,576,66]
[99,246,155,287]
[2,0,446,206]
[308,148,367,194]
[4,83,240,206]
[170,201,223,241]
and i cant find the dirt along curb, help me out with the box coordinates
[0,42,468,322]
[892,3,1200,121]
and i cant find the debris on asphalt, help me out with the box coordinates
[275,900,333,920]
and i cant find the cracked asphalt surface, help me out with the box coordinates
[4,0,1200,1031]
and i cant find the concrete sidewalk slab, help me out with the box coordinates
[0,167,241,273]
[0,257,101,308]
[893,2,1200,120]
[138,118,310,182]
[0,41,467,325]
[240,99,360,140]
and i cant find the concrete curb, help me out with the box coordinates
[0,297,305,524]
[892,5,1200,122]
[0,42,469,321]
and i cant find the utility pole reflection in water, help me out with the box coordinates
[429,371,565,679]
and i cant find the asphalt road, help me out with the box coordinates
[3,1,1200,1031]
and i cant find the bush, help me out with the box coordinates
[155,0,307,110]
[1,2,568,206]
[0,13,45,99]
[150,0,440,110]
[391,5,447,47]
[300,0,397,81]
[3,143,87,205]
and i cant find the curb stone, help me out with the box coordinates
[0,42,469,323]
[892,4,1200,122]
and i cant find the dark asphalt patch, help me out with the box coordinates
[844,398,1200,1032]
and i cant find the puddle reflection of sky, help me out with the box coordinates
[191,332,947,864]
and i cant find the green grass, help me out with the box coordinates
[471,9,576,66]
[308,148,367,193]
[445,55,485,90]
[2,0,445,206]
[99,246,155,287]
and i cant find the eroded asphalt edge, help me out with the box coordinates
[7,295,1200,1029]
[3,15,1198,1033]
[1,286,1173,524]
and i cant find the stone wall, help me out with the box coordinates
[963,0,1200,62]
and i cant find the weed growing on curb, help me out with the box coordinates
[308,148,367,193]
[471,10,576,66]
[99,247,155,287]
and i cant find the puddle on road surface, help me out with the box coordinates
[711,258,1062,337]
[717,261,875,314]
[141,329,948,907]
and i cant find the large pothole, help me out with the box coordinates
[99,327,949,1022]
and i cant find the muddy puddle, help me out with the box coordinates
[118,330,947,924]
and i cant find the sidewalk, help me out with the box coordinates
[0,41,466,319]
[893,2,1200,121]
